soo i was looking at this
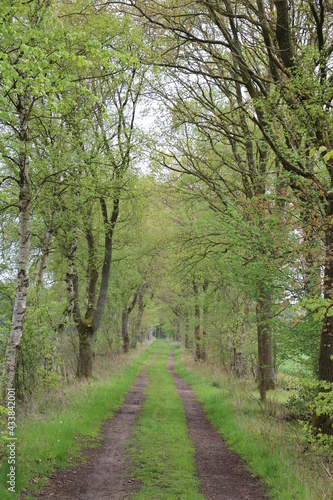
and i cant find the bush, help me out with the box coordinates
[285,380,333,458]
[285,381,317,422]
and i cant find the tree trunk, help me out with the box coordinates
[319,197,333,383]
[201,280,209,361]
[313,198,333,435]
[274,0,294,69]
[122,292,139,352]
[71,197,119,379]
[74,220,98,379]
[63,226,79,326]
[175,320,180,340]
[194,311,200,360]
[36,212,55,300]
[122,311,130,353]
[236,351,243,378]
[93,197,119,331]
[135,290,145,341]
[184,314,189,349]
[256,290,275,402]
[77,321,94,378]
[256,301,266,402]
[193,281,201,361]
[235,302,248,378]
[2,97,31,399]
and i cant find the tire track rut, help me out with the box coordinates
[168,351,268,500]
[27,370,148,500]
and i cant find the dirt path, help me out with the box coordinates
[168,352,269,500]
[26,370,148,500]
[23,352,270,500]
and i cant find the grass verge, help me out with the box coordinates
[0,343,153,499]
[130,340,203,499]
[173,344,333,500]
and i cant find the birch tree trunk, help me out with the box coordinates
[36,212,55,301]
[64,226,79,326]
[2,97,31,398]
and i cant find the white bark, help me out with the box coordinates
[64,225,79,326]
[2,97,31,397]
[36,212,55,298]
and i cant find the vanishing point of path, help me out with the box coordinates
[26,346,268,499]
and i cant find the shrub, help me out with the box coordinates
[285,380,333,458]
[285,381,317,422]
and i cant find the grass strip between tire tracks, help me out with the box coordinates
[130,340,203,499]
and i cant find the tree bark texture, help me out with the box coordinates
[122,311,130,353]
[73,197,119,378]
[135,290,145,341]
[184,313,189,349]
[193,281,201,361]
[201,280,209,361]
[121,292,138,353]
[2,96,31,398]
[36,212,55,299]
[274,0,294,68]
[64,226,79,326]
[319,197,333,383]
[312,196,333,434]
[256,291,275,402]
[93,198,119,331]
[77,321,94,378]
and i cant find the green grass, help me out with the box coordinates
[173,345,333,500]
[130,340,203,499]
[0,344,153,499]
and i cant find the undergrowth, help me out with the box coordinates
[285,379,333,458]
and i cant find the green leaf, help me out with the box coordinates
[324,150,333,163]
[309,147,316,158]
